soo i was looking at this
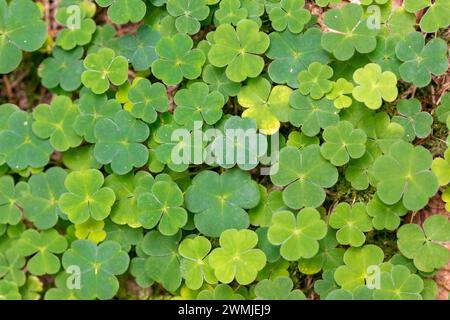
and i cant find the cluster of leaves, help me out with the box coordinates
[0,0,449,301]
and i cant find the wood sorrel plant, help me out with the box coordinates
[0,0,449,301]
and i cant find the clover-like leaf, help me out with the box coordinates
[267,0,310,33]
[0,0,47,74]
[20,167,67,229]
[367,195,407,231]
[174,82,225,129]
[59,169,116,224]
[352,63,398,110]
[208,116,267,170]
[392,99,432,142]
[93,110,150,175]
[435,92,450,124]
[74,218,106,244]
[0,176,26,225]
[208,19,269,82]
[32,96,82,152]
[404,0,450,33]
[0,280,20,300]
[237,77,292,135]
[297,229,344,274]
[62,240,129,299]
[152,33,205,85]
[334,244,384,291]
[209,229,266,285]
[0,248,26,286]
[16,229,67,276]
[196,284,244,300]
[73,91,122,143]
[202,65,242,99]
[81,48,129,94]
[326,78,354,109]
[397,215,450,272]
[268,208,327,260]
[368,35,402,77]
[321,3,379,61]
[178,236,216,290]
[167,0,210,35]
[126,79,169,124]
[137,180,187,235]
[254,276,305,300]
[95,0,146,24]
[117,25,161,71]
[372,140,439,210]
[432,149,450,186]
[271,146,338,209]
[185,169,259,237]
[105,170,154,228]
[329,202,373,247]
[38,47,84,92]
[320,120,367,166]
[297,62,333,99]
[0,110,53,170]
[288,92,340,137]
[142,231,182,292]
[266,28,329,88]
[214,0,248,26]
[373,265,424,300]
[56,18,96,50]
[395,31,448,87]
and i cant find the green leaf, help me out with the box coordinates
[174,82,225,130]
[334,244,384,291]
[59,169,116,224]
[0,280,21,300]
[137,180,187,235]
[93,110,150,175]
[74,91,122,143]
[270,146,338,209]
[320,120,367,166]
[372,140,439,211]
[208,19,270,82]
[392,98,432,142]
[321,3,379,61]
[0,110,53,170]
[202,65,242,99]
[352,63,398,110]
[32,96,82,152]
[62,240,129,299]
[237,77,292,134]
[38,47,85,92]
[397,215,450,272]
[178,236,216,290]
[117,25,161,71]
[267,0,310,34]
[373,265,424,300]
[254,276,306,300]
[126,78,169,124]
[196,284,244,300]
[0,176,25,225]
[266,28,329,88]
[367,195,407,231]
[329,202,373,247]
[404,0,450,33]
[267,208,327,260]
[17,229,67,276]
[214,0,248,26]
[20,167,67,229]
[152,33,205,85]
[209,229,266,284]
[56,18,96,50]
[95,0,146,24]
[297,62,333,99]
[432,149,450,186]
[185,169,259,237]
[288,92,340,137]
[81,48,129,94]
[167,0,210,35]
[0,0,47,74]
[395,31,448,87]
[142,231,182,292]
